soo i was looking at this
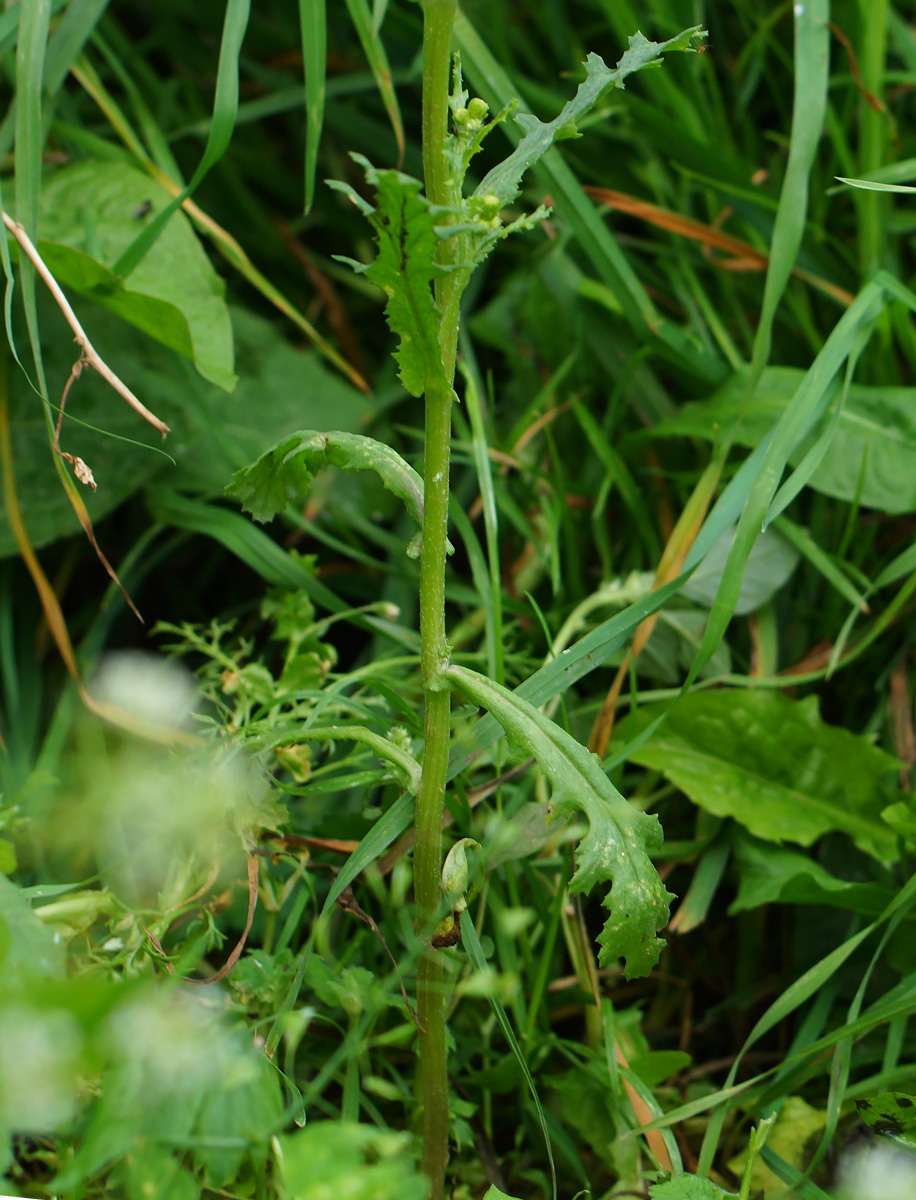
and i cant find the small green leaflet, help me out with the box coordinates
[474,28,705,209]
[857,1093,916,1148]
[445,664,671,978]
[227,429,424,528]
[328,156,445,398]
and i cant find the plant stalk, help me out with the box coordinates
[416,2,458,1197]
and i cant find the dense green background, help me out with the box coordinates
[3,2,916,1198]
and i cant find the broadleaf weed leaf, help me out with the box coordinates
[446,664,672,978]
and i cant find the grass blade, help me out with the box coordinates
[745,0,830,393]
[462,916,557,1200]
[299,0,326,213]
[343,0,405,167]
[112,0,251,278]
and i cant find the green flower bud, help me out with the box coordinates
[466,97,489,122]
[387,725,412,753]
[479,193,501,219]
[441,837,480,908]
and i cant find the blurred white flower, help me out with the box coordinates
[90,651,198,730]
[0,1005,83,1131]
[836,1140,916,1200]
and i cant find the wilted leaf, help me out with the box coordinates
[446,664,672,978]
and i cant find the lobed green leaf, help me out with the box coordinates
[329,155,446,397]
[227,429,424,529]
[474,28,705,209]
[445,664,672,979]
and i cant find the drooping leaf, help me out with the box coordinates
[652,365,916,514]
[37,159,235,390]
[616,691,900,860]
[226,429,424,529]
[445,664,672,978]
[329,156,445,397]
[474,28,705,209]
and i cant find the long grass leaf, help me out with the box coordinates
[43,0,110,95]
[300,0,326,213]
[462,917,557,1200]
[343,0,404,167]
[687,282,885,681]
[112,0,251,278]
[320,792,415,915]
[746,0,829,393]
[461,360,503,684]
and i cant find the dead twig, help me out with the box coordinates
[53,357,97,489]
[144,855,259,986]
[2,212,170,437]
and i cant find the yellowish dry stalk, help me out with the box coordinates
[2,212,170,436]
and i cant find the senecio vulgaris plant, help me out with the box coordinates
[229,8,706,1197]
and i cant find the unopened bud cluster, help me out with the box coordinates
[453,96,489,133]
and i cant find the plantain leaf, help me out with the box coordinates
[445,664,672,979]
[474,28,705,209]
[328,156,445,397]
[227,429,424,529]
[729,833,893,917]
[616,691,900,861]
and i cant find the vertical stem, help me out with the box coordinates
[417,3,458,1198]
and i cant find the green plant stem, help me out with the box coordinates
[417,2,458,1197]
